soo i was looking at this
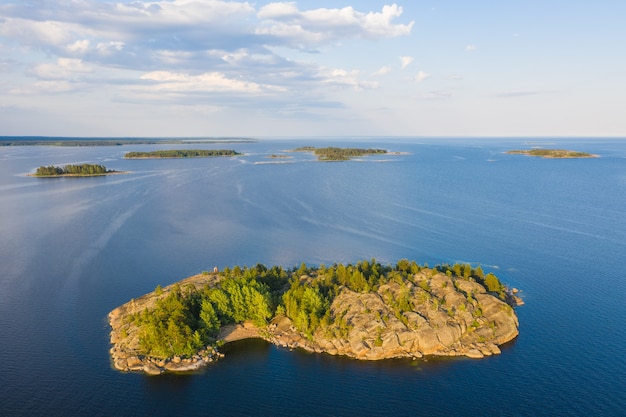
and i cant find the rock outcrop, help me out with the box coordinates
[267,272,519,360]
[109,270,521,374]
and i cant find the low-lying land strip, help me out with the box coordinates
[1,137,256,146]
[109,260,522,375]
[124,149,241,158]
[507,149,597,158]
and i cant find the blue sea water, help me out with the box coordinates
[0,137,625,416]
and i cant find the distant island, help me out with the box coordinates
[31,163,123,177]
[109,260,522,375]
[291,146,388,161]
[1,137,256,146]
[124,149,242,159]
[506,149,597,158]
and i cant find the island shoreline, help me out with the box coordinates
[108,263,522,375]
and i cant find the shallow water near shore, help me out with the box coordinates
[1,137,625,416]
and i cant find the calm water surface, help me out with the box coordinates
[1,138,625,416]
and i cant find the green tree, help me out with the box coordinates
[463,264,472,279]
[484,273,504,295]
[199,299,220,337]
[283,282,328,336]
[474,265,484,279]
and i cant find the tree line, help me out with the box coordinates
[506,149,595,158]
[124,149,241,158]
[35,163,113,176]
[128,260,507,358]
[292,146,388,161]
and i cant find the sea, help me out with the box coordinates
[0,137,625,416]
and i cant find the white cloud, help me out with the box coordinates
[0,1,413,132]
[0,1,413,80]
[415,70,430,83]
[372,65,392,76]
[31,58,93,80]
[399,56,413,69]
[221,49,250,64]
[0,1,255,56]
[67,40,90,54]
[257,2,300,19]
[257,3,413,47]
[317,68,379,91]
[465,44,477,52]
[138,71,280,94]
[96,41,125,56]
[0,18,84,49]
[108,0,256,26]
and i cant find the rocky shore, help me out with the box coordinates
[109,270,522,374]
[108,273,220,375]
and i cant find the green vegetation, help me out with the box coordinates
[134,284,206,358]
[124,149,241,158]
[292,146,387,161]
[127,259,509,359]
[435,263,507,300]
[34,163,117,176]
[506,149,596,158]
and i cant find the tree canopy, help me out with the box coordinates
[506,149,596,158]
[124,149,241,158]
[291,146,387,161]
[34,163,113,176]
[127,260,508,359]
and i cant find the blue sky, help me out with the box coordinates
[1,0,624,137]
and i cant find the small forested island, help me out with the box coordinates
[32,163,122,177]
[124,149,241,159]
[109,260,522,375]
[292,146,388,161]
[506,149,597,158]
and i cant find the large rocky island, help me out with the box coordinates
[109,260,522,375]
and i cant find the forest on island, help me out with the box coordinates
[506,149,595,158]
[126,260,507,359]
[34,163,113,176]
[292,146,387,161]
[124,149,241,158]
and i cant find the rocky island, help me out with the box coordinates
[507,149,597,158]
[109,260,522,375]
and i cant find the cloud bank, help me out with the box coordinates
[0,1,413,102]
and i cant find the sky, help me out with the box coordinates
[1,0,625,138]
